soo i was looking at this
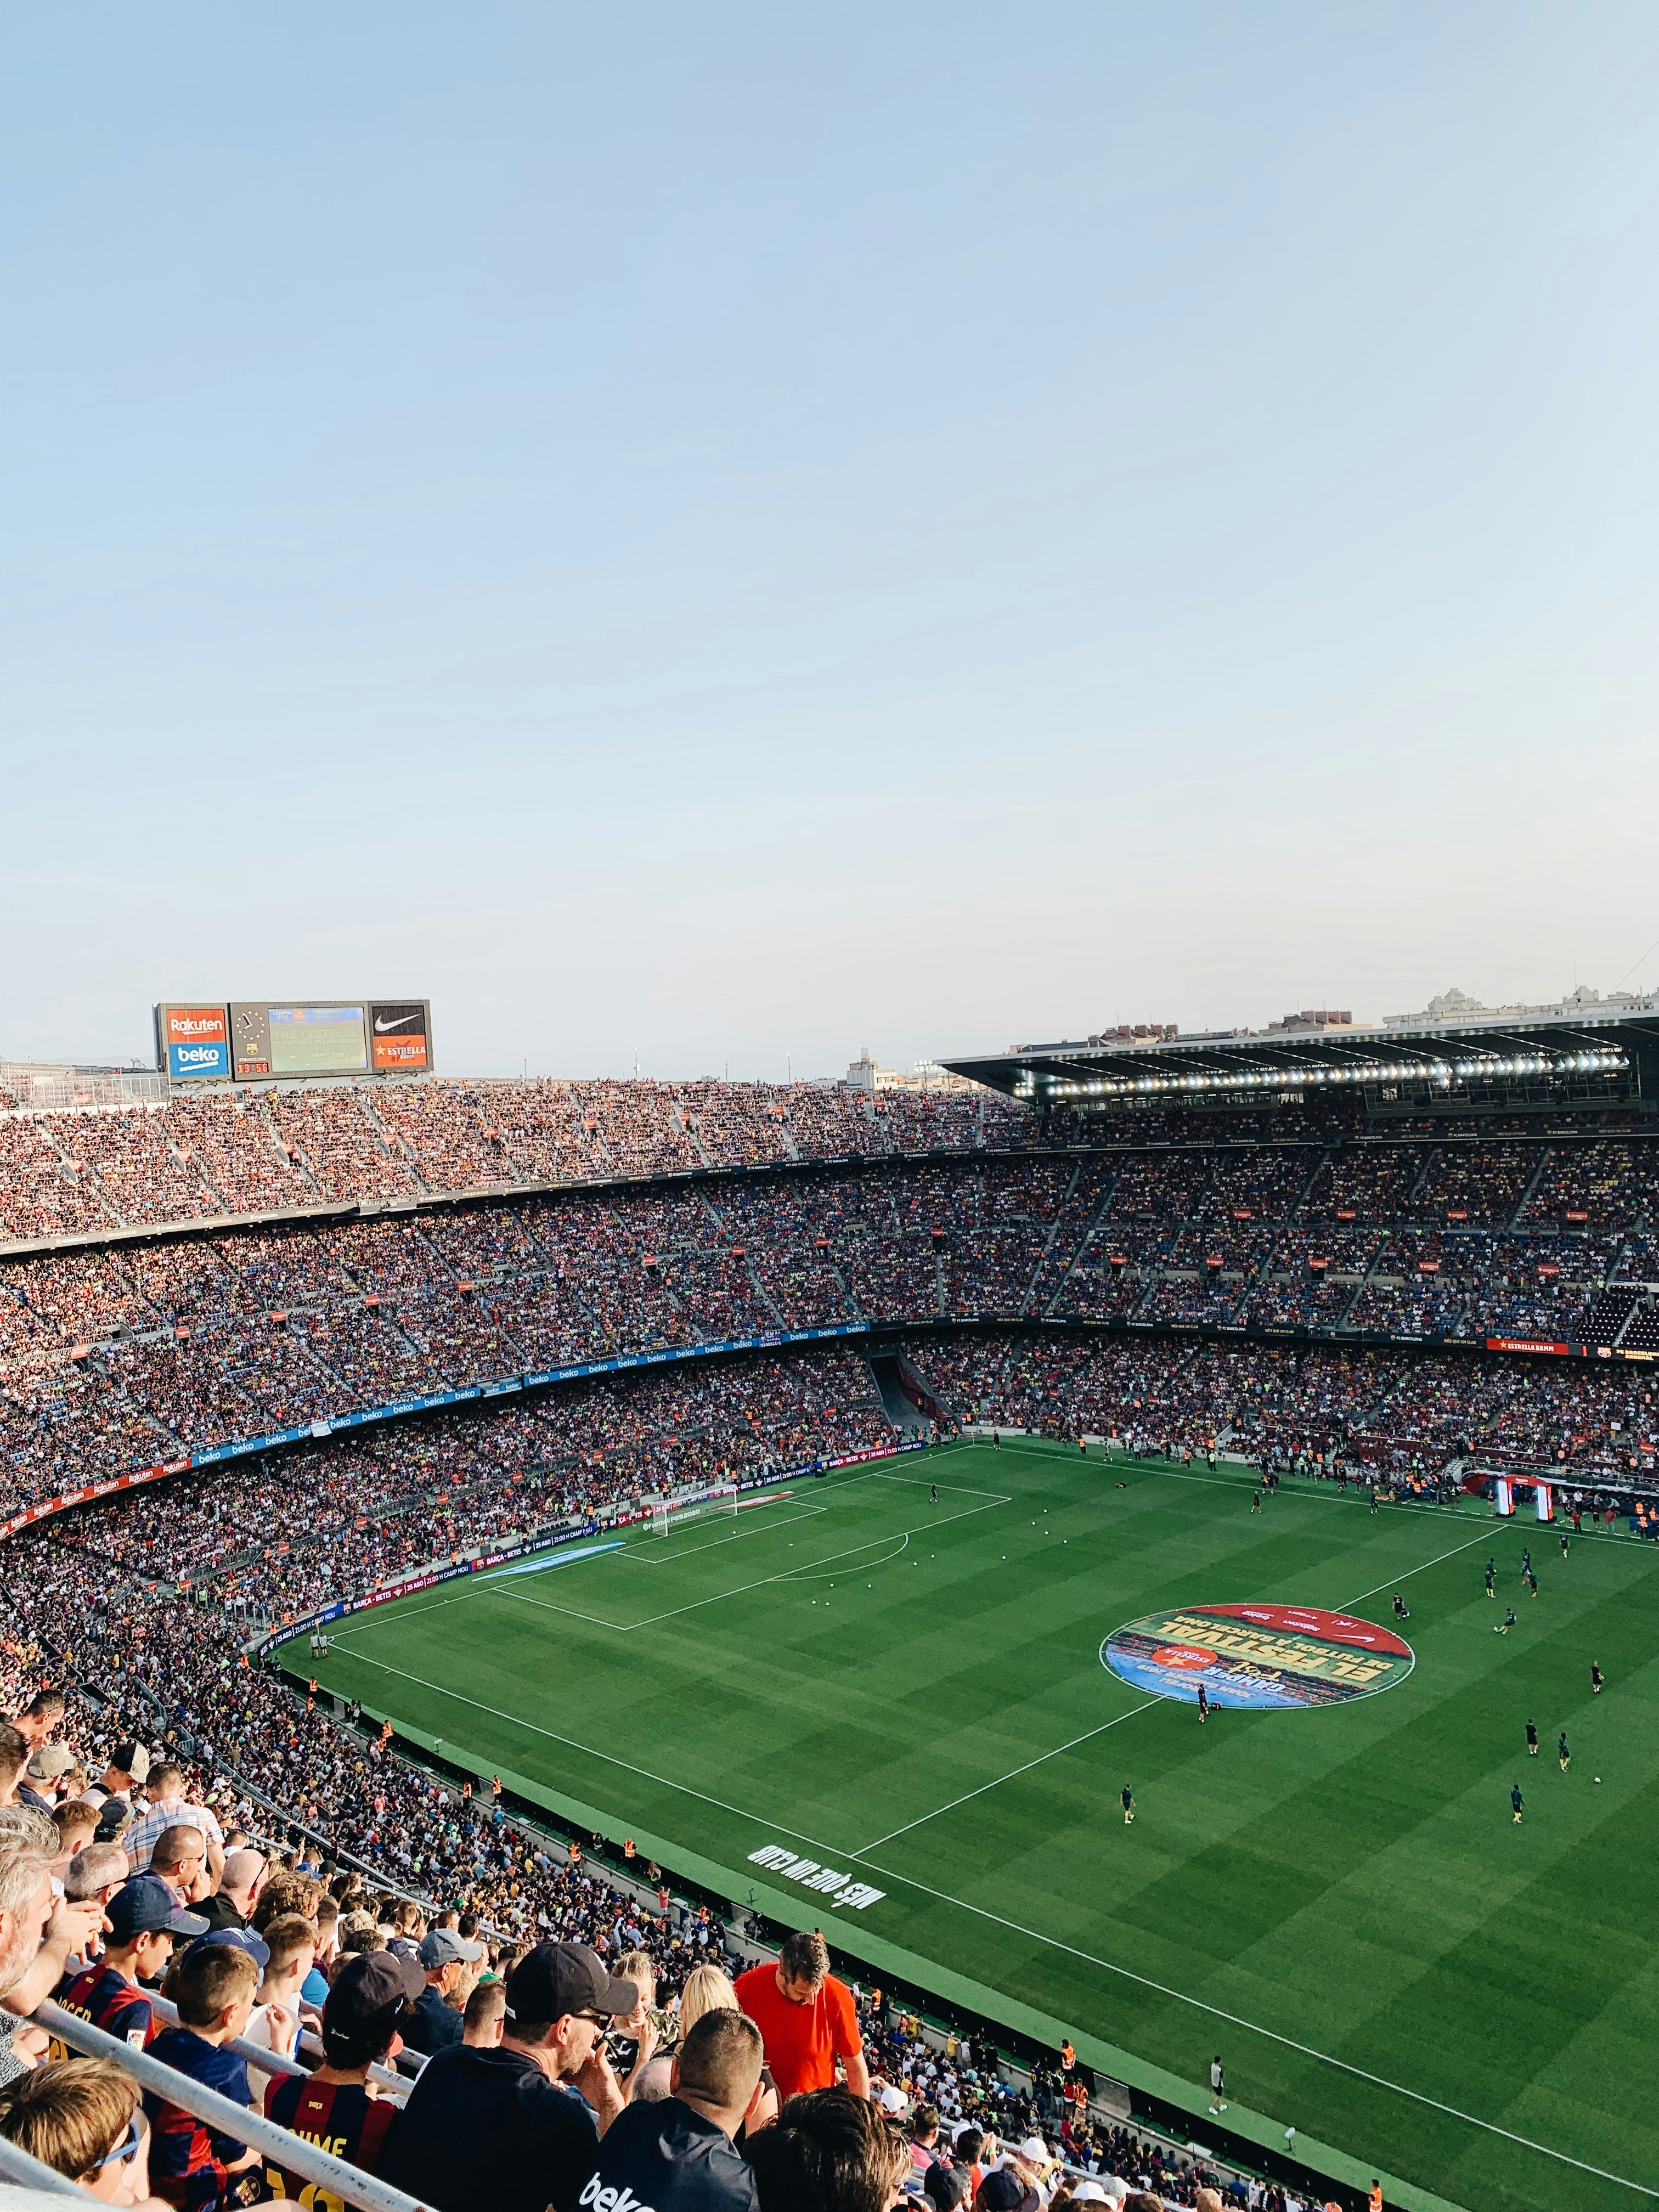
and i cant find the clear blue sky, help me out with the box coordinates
[6,6,1659,1077]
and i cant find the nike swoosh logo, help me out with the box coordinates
[374,1014,422,1033]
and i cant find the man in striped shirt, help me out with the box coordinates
[122,1765,225,1889]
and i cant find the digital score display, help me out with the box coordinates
[229,1003,370,1079]
[267,1007,369,1075]
[167,1000,433,1082]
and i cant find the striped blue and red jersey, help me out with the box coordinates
[143,2026,256,2212]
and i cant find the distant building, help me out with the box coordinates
[1384,983,1658,1028]
[1265,1009,1357,1034]
[839,1048,972,1093]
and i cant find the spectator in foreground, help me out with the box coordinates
[379,1939,637,2212]
[143,1938,264,2210]
[58,1878,208,2051]
[241,1914,315,2098]
[262,1951,422,2199]
[403,1925,483,2053]
[461,1978,505,2047]
[0,1815,108,2085]
[148,1826,211,1910]
[0,2053,166,2207]
[84,1743,150,1816]
[192,1850,265,1937]
[744,2085,910,2212]
[579,2006,765,2211]
[735,1931,869,2102]
[10,1690,66,1754]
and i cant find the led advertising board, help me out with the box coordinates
[165,1000,432,1081]
[369,1001,431,1072]
[154,1004,232,1082]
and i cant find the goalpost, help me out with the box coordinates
[648,1485,738,1537]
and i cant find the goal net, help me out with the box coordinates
[648,1503,670,1537]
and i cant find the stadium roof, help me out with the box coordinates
[942,1003,1659,1106]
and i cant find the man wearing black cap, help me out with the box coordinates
[262,1951,424,2197]
[404,1925,484,2053]
[56,1876,208,2051]
[379,1939,639,2212]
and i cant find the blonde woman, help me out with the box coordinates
[676,1963,740,2039]
[676,1966,780,2138]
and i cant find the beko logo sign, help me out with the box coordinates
[161,1006,230,1081]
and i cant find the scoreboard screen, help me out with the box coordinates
[165,999,433,1081]
[268,1006,368,1075]
[229,1002,373,1079]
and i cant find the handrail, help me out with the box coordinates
[142,1988,409,2101]
[36,2001,432,2212]
[0,2134,102,2200]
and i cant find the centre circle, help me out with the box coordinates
[1100,1601,1414,1710]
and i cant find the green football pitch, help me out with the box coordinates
[287,1440,1659,2212]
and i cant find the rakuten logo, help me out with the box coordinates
[579,2179,656,2212]
[166,1008,226,1042]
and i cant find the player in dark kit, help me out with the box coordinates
[1523,1565,1539,1598]
[1525,1720,1538,1757]
[1560,1530,1570,1558]
[1197,1681,1210,1725]
[1485,1560,1496,1598]
[1121,1785,1136,1825]
[1494,1607,1517,1635]
[1559,1733,1570,1772]
[1592,1661,1605,1694]
[1511,1784,1524,1824]
[930,1483,937,1505]
[1392,1594,1409,1621]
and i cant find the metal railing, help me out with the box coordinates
[36,2001,432,2212]
[0,2133,101,2200]
[140,1987,411,2101]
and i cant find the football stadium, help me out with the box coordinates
[3,1002,1658,2212]
[12,13,1659,2212]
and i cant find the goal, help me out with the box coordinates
[648,1503,671,1537]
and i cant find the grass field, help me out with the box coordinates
[288,1440,1659,2212]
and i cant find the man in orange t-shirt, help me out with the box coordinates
[734,1930,869,2101]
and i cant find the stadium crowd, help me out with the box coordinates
[0,1421,1317,2211]
[2,1107,1658,1520]
[0,1081,1654,2210]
